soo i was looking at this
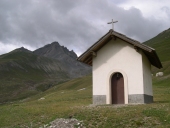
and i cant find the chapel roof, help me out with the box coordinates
[77,29,162,69]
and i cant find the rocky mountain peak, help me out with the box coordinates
[34,41,91,78]
[34,41,77,59]
[12,47,32,53]
[51,41,60,46]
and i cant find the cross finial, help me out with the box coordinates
[107,19,118,30]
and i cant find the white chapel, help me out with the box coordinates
[77,28,162,105]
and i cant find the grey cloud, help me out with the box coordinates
[115,7,164,41]
[0,0,169,55]
[161,6,170,17]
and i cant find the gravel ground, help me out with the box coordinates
[43,104,141,128]
[46,118,85,128]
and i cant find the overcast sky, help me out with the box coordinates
[0,0,170,56]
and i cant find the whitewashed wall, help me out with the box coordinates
[142,52,153,95]
[93,38,144,104]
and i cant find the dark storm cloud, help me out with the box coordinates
[0,0,169,55]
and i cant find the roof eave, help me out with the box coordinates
[77,30,163,69]
[77,29,113,64]
[151,50,163,69]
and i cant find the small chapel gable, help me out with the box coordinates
[77,29,162,105]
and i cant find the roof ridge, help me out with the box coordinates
[112,31,154,52]
[113,31,140,43]
[77,29,162,68]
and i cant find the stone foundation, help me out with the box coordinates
[93,95,106,105]
[128,94,153,103]
[93,94,153,105]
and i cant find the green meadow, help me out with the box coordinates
[0,74,170,128]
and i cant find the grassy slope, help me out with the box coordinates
[0,51,69,103]
[144,28,170,62]
[1,29,170,127]
[144,28,170,76]
[0,74,170,128]
[0,75,92,127]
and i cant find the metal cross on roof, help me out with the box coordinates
[107,19,118,30]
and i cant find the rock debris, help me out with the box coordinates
[46,118,85,128]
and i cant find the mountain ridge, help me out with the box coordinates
[0,41,91,103]
[33,42,77,59]
[34,41,91,78]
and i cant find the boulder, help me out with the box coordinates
[156,72,163,77]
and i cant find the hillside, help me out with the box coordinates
[144,28,170,62]
[0,48,69,103]
[0,42,91,103]
[0,73,170,127]
[144,28,170,76]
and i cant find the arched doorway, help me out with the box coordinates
[111,72,124,104]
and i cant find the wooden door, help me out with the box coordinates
[111,72,124,104]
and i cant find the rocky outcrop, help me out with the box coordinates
[156,72,164,77]
[47,118,84,128]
